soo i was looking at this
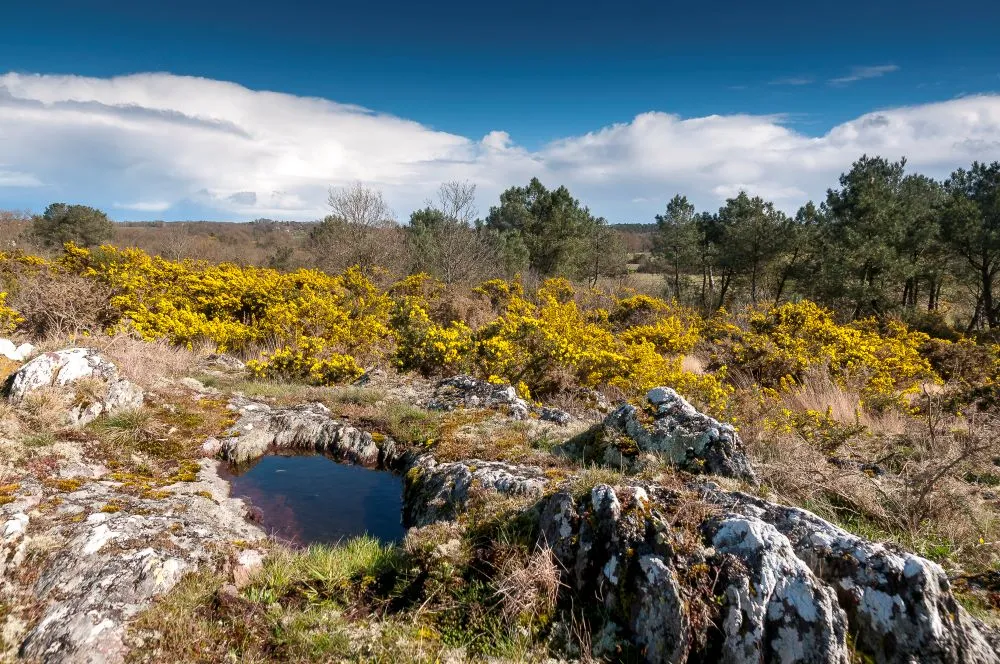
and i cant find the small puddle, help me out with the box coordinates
[224,454,405,546]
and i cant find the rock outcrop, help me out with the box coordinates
[1,461,262,664]
[403,450,998,663]
[708,489,1000,664]
[5,361,993,663]
[562,386,756,482]
[403,455,549,526]
[428,375,572,425]
[0,339,34,362]
[218,398,395,467]
[2,348,143,426]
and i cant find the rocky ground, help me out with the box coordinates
[0,341,999,663]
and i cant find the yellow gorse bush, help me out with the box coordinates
[61,244,394,384]
[710,300,936,409]
[0,292,22,334]
[472,278,730,410]
[1,245,949,416]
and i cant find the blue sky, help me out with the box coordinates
[1,0,999,221]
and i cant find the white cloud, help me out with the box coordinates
[114,200,172,212]
[0,169,43,187]
[1,71,999,221]
[829,64,900,85]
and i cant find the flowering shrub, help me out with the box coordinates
[709,300,936,408]
[246,339,365,384]
[0,245,958,418]
[472,279,729,410]
[392,286,474,376]
[0,292,22,334]
[61,245,396,380]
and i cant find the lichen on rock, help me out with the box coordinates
[218,397,391,468]
[2,348,144,426]
[558,386,757,482]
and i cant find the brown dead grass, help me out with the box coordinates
[94,334,207,389]
[779,371,907,435]
[494,545,561,622]
[746,394,1000,572]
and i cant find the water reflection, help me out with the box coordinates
[224,454,405,546]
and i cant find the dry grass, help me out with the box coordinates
[779,371,907,435]
[493,545,561,622]
[681,353,706,375]
[20,388,70,431]
[746,387,1000,571]
[96,334,208,389]
[0,356,19,381]
[31,333,208,391]
[431,415,580,466]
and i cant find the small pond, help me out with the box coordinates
[224,454,405,546]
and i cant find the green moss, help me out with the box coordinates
[100,500,124,513]
[47,478,84,492]
[23,432,56,448]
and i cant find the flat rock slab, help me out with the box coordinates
[1,460,262,664]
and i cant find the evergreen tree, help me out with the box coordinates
[31,203,115,248]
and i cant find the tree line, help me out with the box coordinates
[9,154,1000,331]
[651,156,1000,331]
[307,178,628,286]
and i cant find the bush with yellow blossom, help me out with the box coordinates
[1,245,962,420]
[708,300,936,410]
[0,292,22,335]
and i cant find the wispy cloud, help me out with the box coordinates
[1,72,999,220]
[829,64,899,85]
[769,76,814,86]
[0,169,42,187]
[113,201,172,212]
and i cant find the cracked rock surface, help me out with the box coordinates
[561,386,757,482]
[1,460,262,664]
[2,348,144,426]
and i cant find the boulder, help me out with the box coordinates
[428,375,573,425]
[583,387,756,482]
[0,339,34,362]
[428,374,532,419]
[706,515,850,663]
[707,489,1000,664]
[3,348,143,426]
[218,398,390,467]
[403,455,549,526]
[528,479,1000,664]
[205,353,246,371]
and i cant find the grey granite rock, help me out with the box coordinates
[2,461,262,664]
[3,348,144,426]
[218,398,389,467]
[595,387,756,482]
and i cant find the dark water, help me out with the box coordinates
[225,454,405,546]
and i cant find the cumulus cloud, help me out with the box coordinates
[829,64,900,85]
[1,71,999,221]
